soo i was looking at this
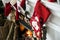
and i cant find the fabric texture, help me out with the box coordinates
[16,9,19,20]
[30,0,51,38]
[20,0,26,10]
[16,0,26,20]
[4,2,19,20]
[4,2,11,17]
[4,2,17,16]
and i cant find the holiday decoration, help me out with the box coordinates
[30,0,51,39]
[20,24,25,31]
[15,8,19,20]
[26,30,32,37]
[4,2,11,17]
[4,0,17,18]
[20,0,26,10]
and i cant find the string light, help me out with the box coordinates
[26,30,32,37]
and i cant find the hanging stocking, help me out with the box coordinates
[4,0,17,17]
[4,2,11,17]
[30,0,51,39]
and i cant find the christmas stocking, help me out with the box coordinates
[30,0,51,39]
